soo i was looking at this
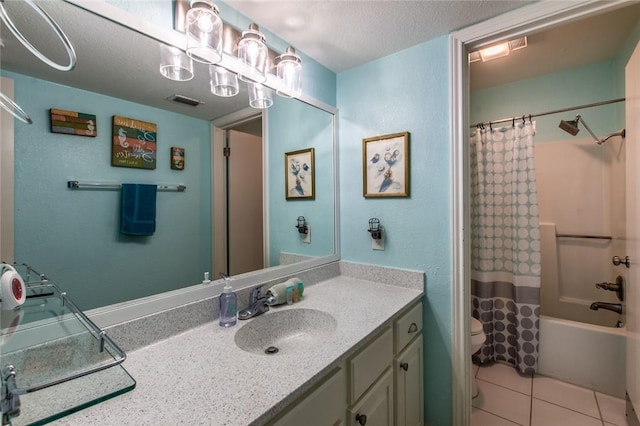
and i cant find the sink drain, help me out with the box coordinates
[264,346,279,355]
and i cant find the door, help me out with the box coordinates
[348,368,394,426]
[395,335,423,426]
[227,129,264,275]
[625,40,640,425]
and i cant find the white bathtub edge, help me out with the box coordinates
[538,315,626,398]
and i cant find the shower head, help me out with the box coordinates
[559,117,580,136]
[558,114,611,144]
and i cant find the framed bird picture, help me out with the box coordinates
[362,132,410,198]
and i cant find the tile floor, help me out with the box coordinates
[471,362,629,426]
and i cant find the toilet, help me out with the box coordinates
[470,317,486,398]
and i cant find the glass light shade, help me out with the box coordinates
[209,65,239,97]
[237,24,268,84]
[276,47,302,98]
[248,83,273,109]
[185,0,223,64]
[159,44,194,81]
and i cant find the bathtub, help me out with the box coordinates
[538,314,626,397]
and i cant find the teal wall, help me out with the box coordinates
[7,71,212,311]
[471,61,620,144]
[267,96,335,265]
[337,35,452,426]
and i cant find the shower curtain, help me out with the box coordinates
[470,120,541,375]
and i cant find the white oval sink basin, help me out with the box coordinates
[234,308,337,355]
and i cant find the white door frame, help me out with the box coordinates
[449,1,631,423]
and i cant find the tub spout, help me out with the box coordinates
[590,302,623,315]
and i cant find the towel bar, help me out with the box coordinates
[67,180,186,192]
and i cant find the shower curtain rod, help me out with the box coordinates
[469,97,625,129]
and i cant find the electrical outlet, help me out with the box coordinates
[303,226,311,243]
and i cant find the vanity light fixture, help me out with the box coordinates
[237,23,268,84]
[185,0,223,65]
[166,1,304,109]
[296,216,308,234]
[275,47,302,98]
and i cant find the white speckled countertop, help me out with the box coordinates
[55,276,423,425]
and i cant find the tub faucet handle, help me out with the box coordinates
[595,276,624,302]
[612,256,630,268]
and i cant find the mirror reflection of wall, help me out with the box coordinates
[0,1,337,311]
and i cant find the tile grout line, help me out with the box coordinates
[476,377,532,398]
[593,390,604,422]
[475,407,524,426]
[529,373,534,426]
[530,394,606,422]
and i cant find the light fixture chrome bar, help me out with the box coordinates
[67,181,186,192]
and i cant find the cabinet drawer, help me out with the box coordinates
[350,327,393,403]
[395,303,422,353]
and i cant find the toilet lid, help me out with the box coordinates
[471,317,484,335]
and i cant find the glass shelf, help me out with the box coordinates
[1,264,135,425]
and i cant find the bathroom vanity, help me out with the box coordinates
[52,270,423,425]
[269,301,423,426]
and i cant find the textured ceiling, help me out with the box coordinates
[225,0,534,73]
[2,1,639,122]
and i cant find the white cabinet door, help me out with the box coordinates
[626,39,640,425]
[395,335,423,426]
[270,367,346,426]
[348,368,394,426]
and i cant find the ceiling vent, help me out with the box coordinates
[167,94,203,107]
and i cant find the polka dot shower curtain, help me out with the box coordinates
[470,120,541,375]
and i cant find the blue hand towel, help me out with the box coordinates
[120,183,157,236]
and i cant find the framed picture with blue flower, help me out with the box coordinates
[285,148,315,200]
[363,131,410,198]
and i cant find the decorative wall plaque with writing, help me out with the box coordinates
[111,115,157,169]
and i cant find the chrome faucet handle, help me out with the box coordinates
[249,285,264,304]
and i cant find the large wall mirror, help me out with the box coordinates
[0,0,338,317]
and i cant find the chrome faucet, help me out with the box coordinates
[590,302,623,315]
[238,285,271,320]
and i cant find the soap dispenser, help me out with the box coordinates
[219,273,237,327]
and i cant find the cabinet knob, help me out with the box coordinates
[408,322,418,333]
[355,413,367,425]
[400,362,409,371]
